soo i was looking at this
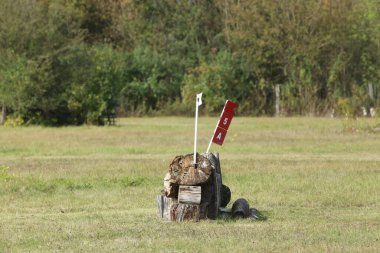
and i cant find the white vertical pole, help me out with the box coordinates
[206,127,215,154]
[194,102,198,165]
[194,93,202,165]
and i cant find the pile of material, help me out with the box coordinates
[156,152,258,222]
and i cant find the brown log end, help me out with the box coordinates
[168,153,212,186]
[170,203,200,222]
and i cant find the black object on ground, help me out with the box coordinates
[220,184,231,207]
[232,198,250,218]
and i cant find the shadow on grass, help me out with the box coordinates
[218,208,268,222]
[250,208,268,221]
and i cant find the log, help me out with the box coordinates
[199,180,214,219]
[178,186,201,204]
[167,153,212,186]
[156,195,165,218]
[156,195,177,220]
[170,203,200,222]
[162,172,178,198]
[203,152,222,183]
[214,152,221,174]
[214,172,222,217]
[192,152,230,219]
[203,152,219,173]
[202,172,221,219]
[159,152,231,221]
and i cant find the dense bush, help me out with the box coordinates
[1,0,380,125]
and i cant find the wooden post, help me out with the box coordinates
[275,84,280,117]
[368,82,374,101]
[178,186,201,204]
[170,203,200,222]
[214,173,221,217]
[156,195,177,220]
[159,153,231,221]
[200,152,223,219]
[166,154,212,187]
[0,104,6,125]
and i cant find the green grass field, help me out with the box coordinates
[1,117,380,252]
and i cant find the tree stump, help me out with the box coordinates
[169,153,212,185]
[178,186,201,204]
[156,195,177,220]
[170,203,200,222]
[158,152,231,221]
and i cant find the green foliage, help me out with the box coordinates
[0,165,15,181]
[120,47,173,114]
[3,115,24,127]
[337,85,369,117]
[1,0,380,123]
[182,51,258,114]
[66,45,124,125]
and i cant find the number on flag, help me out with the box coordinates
[211,100,238,146]
[212,127,227,145]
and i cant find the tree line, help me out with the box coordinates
[1,0,379,125]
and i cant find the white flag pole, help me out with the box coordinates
[194,93,202,166]
[206,130,214,153]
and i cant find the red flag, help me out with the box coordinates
[212,127,228,145]
[224,100,239,114]
[211,100,238,146]
[218,111,234,130]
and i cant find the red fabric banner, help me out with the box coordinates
[211,100,238,146]
[224,100,239,113]
[218,110,234,130]
[212,127,228,145]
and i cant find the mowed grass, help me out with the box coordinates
[1,117,380,252]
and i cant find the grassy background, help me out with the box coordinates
[1,117,380,252]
